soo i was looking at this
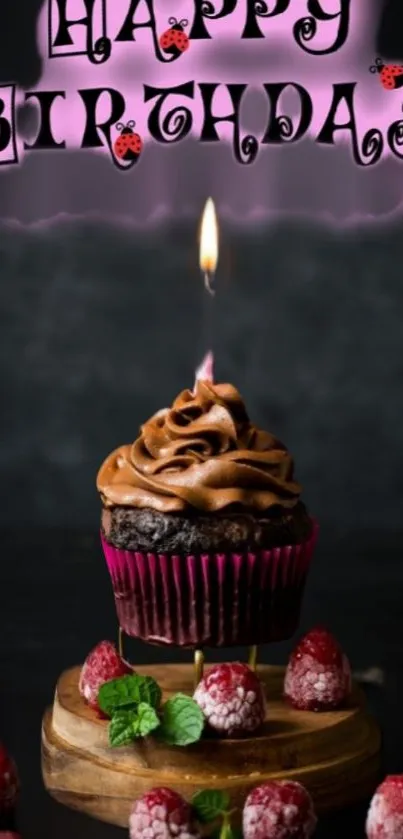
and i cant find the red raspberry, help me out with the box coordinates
[243,781,317,839]
[78,640,131,711]
[129,787,200,839]
[284,626,351,711]
[193,663,266,736]
[0,744,18,813]
[366,776,403,839]
[0,833,21,838]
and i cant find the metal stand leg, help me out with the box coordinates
[118,626,124,659]
[194,649,205,688]
[248,644,258,671]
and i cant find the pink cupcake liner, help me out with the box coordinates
[101,519,318,648]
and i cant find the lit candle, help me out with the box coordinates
[194,198,219,390]
[194,350,214,384]
[200,197,218,296]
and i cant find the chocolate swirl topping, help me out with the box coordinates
[97,381,302,513]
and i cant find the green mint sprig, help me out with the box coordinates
[158,693,204,746]
[109,703,160,746]
[98,674,162,717]
[192,790,241,839]
[97,672,204,748]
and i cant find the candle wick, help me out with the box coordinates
[204,270,215,296]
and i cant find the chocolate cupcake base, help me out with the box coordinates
[101,520,318,648]
[101,503,313,554]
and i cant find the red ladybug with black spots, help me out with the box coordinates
[114,121,143,163]
[370,57,403,90]
[159,18,189,58]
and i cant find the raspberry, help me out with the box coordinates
[193,663,266,737]
[0,744,18,813]
[129,787,200,839]
[284,626,351,711]
[366,776,403,839]
[243,781,317,839]
[78,640,131,711]
[0,833,21,838]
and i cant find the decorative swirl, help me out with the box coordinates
[358,128,383,166]
[201,1,216,15]
[253,0,290,16]
[293,16,316,47]
[161,106,192,141]
[254,1,270,13]
[277,115,293,140]
[92,36,112,62]
[237,134,259,165]
[388,118,403,158]
[97,381,302,513]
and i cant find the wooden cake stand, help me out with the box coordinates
[41,663,381,828]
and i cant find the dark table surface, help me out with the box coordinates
[0,525,401,838]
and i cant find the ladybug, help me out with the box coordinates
[113,121,143,162]
[159,17,189,58]
[369,57,403,90]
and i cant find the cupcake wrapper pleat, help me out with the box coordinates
[101,520,318,648]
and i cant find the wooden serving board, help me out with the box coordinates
[41,663,381,828]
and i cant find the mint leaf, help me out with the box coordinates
[109,703,160,747]
[138,676,162,708]
[192,790,230,823]
[98,674,162,717]
[158,693,204,746]
[136,702,161,737]
[98,678,137,717]
[109,710,139,747]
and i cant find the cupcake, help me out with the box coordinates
[97,381,317,648]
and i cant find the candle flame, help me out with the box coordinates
[199,198,218,275]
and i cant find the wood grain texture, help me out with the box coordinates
[41,663,381,829]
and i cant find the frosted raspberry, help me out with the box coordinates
[193,663,266,736]
[78,640,131,711]
[0,744,18,813]
[366,776,403,839]
[284,626,351,711]
[243,781,317,839]
[129,787,200,839]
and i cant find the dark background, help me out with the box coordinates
[1,1,403,837]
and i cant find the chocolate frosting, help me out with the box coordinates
[97,381,302,513]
